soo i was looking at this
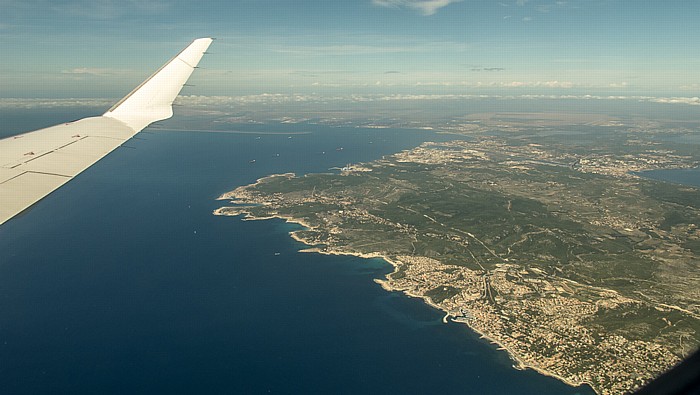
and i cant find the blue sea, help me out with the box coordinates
[639,167,700,188]
[0,108,607,394]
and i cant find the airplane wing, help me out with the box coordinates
[0,38,213,225]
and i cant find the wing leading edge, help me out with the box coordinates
[0,38,213,225]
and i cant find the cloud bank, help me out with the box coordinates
[2,95,699,110]
[173,94,700,107]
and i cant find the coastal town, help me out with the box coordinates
[215,121,699,395]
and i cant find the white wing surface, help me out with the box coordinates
[0,38,213,225]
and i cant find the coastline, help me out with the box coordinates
[213,207,597,394]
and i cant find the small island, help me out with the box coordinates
[215,116,699,395]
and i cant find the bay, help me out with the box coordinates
[639,167,700,188]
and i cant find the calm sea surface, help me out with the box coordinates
[639,167,700,188]
[0,109,608,394]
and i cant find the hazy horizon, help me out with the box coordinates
[1,0,699,98]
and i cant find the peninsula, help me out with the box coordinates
[215,116,700,395]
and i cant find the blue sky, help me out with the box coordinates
[1,0,698,98]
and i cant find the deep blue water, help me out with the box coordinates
[639,167,700,188]
[0,113,597,394]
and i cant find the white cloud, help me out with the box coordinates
[372,0,462,16]
[680,83,700,91]
[173,94,700,107]
[483,81,575,88]
[60,67,131,77]
[175,94,327,106]
[649,97,700,106]
[0,98,113,109]
[5,94,698,111]
[541,80,573,88]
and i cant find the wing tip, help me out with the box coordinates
[103,38,212,131]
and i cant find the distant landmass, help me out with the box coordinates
[216,113,700,395]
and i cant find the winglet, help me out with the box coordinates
[104,38,213,132]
